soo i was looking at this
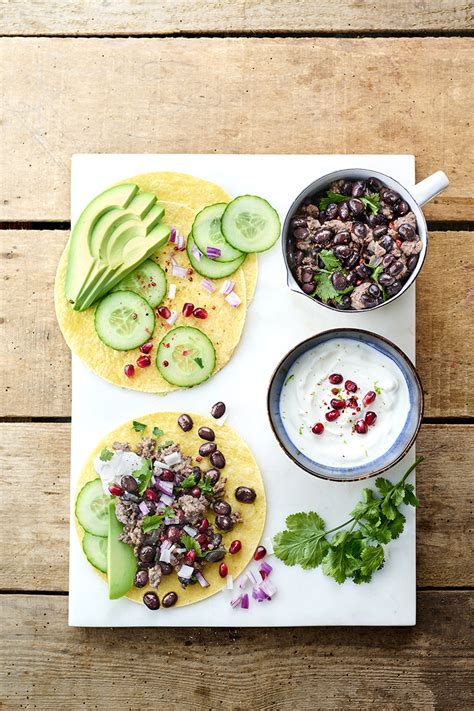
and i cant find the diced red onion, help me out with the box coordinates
[238,575,249,590]
[183,524,197,537]
[139,501,149,515]
[195,571,210,588]
[246,568,259,586]
[241,593,249,609]
[166,309,178,326]
[260,578,277,598]
[164,517,179,525]
[252,586,269,602]
[226,575,234,590]
[263,537,274,555]
[168,283,177,299]
[220,279,235,295]
[191,244,202,261]
[201,278,216,293]
[260,561,273,576]
[161,539,171,550]
[169,252,177,265]
[163,451,182,466]
[178,564,194,579]
[153,461,164,473]
[159,547,172,563]
[225,292,242,308]
[156,480,174,496]
[230,594,242,609]
[159,493,174,506]
[172,264,187,278]
[206,246,221,259]
[176,233,185,251]
[169,227,177,243]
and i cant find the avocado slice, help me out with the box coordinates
[142,203,165,232]
[65,184,138,305]
[127,191,157,219]
[107,500,136,600]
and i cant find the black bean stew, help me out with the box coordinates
[287,177,422,310]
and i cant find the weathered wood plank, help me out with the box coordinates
[2,230,472,418]
[1,38,472,222]
[0,423,472,591]
[2,0,472,35]
[1,591,472,710]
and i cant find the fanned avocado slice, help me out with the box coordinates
[127,191,157,219]
[107,500,136,600]
[142,203,165,232]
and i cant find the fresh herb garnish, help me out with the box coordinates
[369,263,387,301]
[152,426,164,438]
[198,475,214,497]
[374,381,383,395]
[284,374,295,386]
[134,459,153,495]
[273,457,422,584]
[132,421,147,432]
[313,272,353,304]
[194,357,204,369]
[99,448,113,462]
[180,534,203,556]
[318,249,343,272]
[142,506,175,533]
[298,425,304,435]
[158,440,174,450]
[319,191,347,211]
[177,473,196,490]
[360,193,381,215]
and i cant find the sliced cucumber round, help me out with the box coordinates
[95,291,155,351]
[112,259,166,308]
[192,203,244,263]
[187,233,246,279]
[76,479,109,536]
[82,531,108,573]
[221,195,281,253]
[156,326,216,387]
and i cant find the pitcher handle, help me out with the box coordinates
[411,171,449,207]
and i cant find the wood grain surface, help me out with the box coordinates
[2,229,472,419]
[2,0,473,35]
[0,422,472,591]
[1,38,473,222]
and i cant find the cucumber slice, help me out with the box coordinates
[221,195,281,253]
[95,291,155,351]
[82,532,108,573]
[112,259,166,308]
[75,479,109,536]
[192,203,244,262]
[187,233,246,279]
[156,326,216,387]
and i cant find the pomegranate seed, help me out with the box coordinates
[345,380,358,393]
[108,483,123,496]
[136,355,151,368]
[331,398,346,410]
[312,422,324,435]
[157,306,171,319]
[355,419,368,434]
[193,307,208,319]
[182,302,194,317]
[195,533,208,548]
[124,363,135,378]
[191,486,201,498]
[187,268,193,276]
[198,518,209,533]
[365,411,377,426]
[144,488,158,501]
[160,469,174,482]
[363,391,376,407]
[329,373,343,384]
[139,342,153,354]
[325,409,340,422]
[229,540,242,555]
[260,570,268,579]
[346,396,358,409]
[167,526,181,542]
[185,549,197,564]
[254,546,267,561]
[219,562,228,578]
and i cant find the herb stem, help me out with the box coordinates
[325,518,355,536]
[400,456,424,486]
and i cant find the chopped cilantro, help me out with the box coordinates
[142,506,175,533]
[177,473,196,490]
[132,420,147,432]
[374,381,383,395]
[319,191,347,211]
[198,475,214,497]
[152,426,164,438]
[158,440,174,450]
[194,357,204,369]
[298,424,304,435]
[313,272,353,304]
[134,459,153,495]
[99,448,113,462]
[318,249,343,272]
[284,374,295,386]
[180,534,203,556]
[360,193,381,215]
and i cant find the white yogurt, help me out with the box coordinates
[279,338,410,468]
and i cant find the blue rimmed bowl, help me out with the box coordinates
[267,328,423,482]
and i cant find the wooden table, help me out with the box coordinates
[1,3,473,708]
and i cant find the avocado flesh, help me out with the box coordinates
[88,209,135,259]
[142,203,165,232]
[107,500,136,600]
[127,191,157,218]
[65,184,138,304]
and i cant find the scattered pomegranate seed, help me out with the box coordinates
[193,307,208,319]
[331,398,346,410]
[355,419,368,434]
[139,342,153,354]
[187,268,193,276]
[160,469,174,482]
[198,518,209,533]
[185,549,197,564]
[365,411,377,426]
[195,533,208,548]
[219,562,228,578]
[182,302,194,317]
[157,306,171,319]
[254,546,267,561]
[124,364,135,378]
[325,409,340,422]
[136,355,151,368]
[345,380,358,393]
[329,373,343,384]
[312,422,325,435]
[346,396,358,409]
[363,391,376,407]
[144,488,158,501]
[229,540,242,555]
[191,486,201,498]
[108,483,123,496]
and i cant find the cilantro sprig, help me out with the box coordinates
[180,534,203,556]
[361,193,381,215]
[273,457,422,584]
[318,190,381,216]
[99,448,113,462]
[134,459,153,495]
[319,191,348,211]
[312,249,354,304]
[141,506,175,533]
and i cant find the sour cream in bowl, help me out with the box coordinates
[267,329,423,481]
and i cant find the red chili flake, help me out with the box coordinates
[187,268,193,275]
[331,387,340,395]
[151,281,156,287]
[195,455,203,463]
[212,305,216,310]
[450,361,457,369]
[164,343,170,348]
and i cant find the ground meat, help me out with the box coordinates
[350,282,372,310]
[148,564,162,589]
[115,500,139,526]
[394,211,416,231]
[231,511,243,525]
[306,216,321,233]
[400,239,423,256]
[135,437,156,459]
[212,478,227,499]
[178,494,208,525]
[323,219,350,235]
[155,443,193,478]
[119,521,144,550]
[305,203,319,217]
[112,441,130,451]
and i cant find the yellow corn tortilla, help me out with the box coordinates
[75,412,266,607]
[55,172,258,393]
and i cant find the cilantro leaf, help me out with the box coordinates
[99,448,113,462]
[359,544,385,576]
[142,513,165,533]
[319,249,343,272]
[319,191,347,211]
[273,512,329,569]
[180,534,203,556]
[177,473,196,490]
[194,357,204,369]
[322,533,361,584]
[198,475,214,497]
[284,374,294,386]
[132,420,147,432]
[158,440,174,449]
[360,193,381,215]
[403,483,419,508]
[134,459,153,495]
[375,477,393,497]
[152,426,164,438]
[313,272,341,302]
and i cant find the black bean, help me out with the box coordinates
[120,475,138,494]
[367,213,382,228]
[325,203,339,220]
[206,548,226,562]
[143,592,160,610]
[355,264,371,279]
[160,562,173,576]
[368,177,383,192]
[301,282,315,294]
[235,486,257,503]
[338,202,350,220]
[347,270,358,285]
[215,515,233,531]
[351,180,366,197]
[353,222,367,239]
[134,570,149,588]
[331,271,348,291]
[407,255,419,272]
[294,227,308,239]
[386,280,403,297]
[341,180,353,196]
[301,268,314,283]
[199,442,217,457]
[349,198,364,215]
[210,451,226,469]
[368,284,381,298]
[291,217,307,229]
[139,546,155,564]
[198,426,215,442]
[162,592,178,608]
[398,223,416,241]
[314,228,333,245]
[334,245,351,260]
[382,254,395,268]
[384,190,400,205]
[380,236,393,252]
[361,293,377,308]
[346,252,359,269]
[379,273,395,286]
[293,251,303,267]
[336,295,352,310]
[373,225,388,239]
[178,414,193,432]
[318,209,327,223]
[213,500,232,516]
[333,230,351,245]
[395,200,410,216]
[192,466,202,483]
[389,260,404,277]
